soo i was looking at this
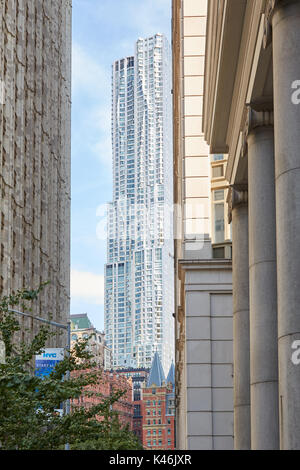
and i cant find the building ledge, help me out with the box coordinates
[178,258,232,270]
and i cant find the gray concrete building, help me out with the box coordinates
[172,0,234,450]
[0,1,71,346]
[203,0,300,450]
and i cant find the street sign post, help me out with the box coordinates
[9,309,71,449]
[35,348,65,417]
[35,348,64,377]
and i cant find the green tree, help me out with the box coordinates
[0,287,143,450]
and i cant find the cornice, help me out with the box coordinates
[178,259,232,273]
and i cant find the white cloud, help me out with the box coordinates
[127,0,171,38]
[70,269,104,305]
[72,43,112,165]
[72,43,109,97]
[92,0,171,42]
[88,104,112,165]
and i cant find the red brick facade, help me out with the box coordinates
[141,382,175,450]
[110,368,150,442]
[71,369,133,430]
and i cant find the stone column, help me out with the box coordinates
[229,187,251,450]
[246,108,279,449]
[267,0,300,449]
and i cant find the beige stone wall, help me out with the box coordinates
[173,0,233,450]
[0,0,71,346]
[182,0,211,258]
[173,0,211,449]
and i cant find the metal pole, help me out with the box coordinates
[9,309,68,330]
[65,321,71,450]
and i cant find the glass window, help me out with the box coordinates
[106,265,113,276]
[214,189,224,201]
[214,203,225,243]
[212,154,224,161]
[212,165,224,178]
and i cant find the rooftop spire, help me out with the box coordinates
[167,361,175,387]
[147,351,165,387]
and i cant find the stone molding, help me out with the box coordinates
[264,0,298,48]
[228,185,248,223]
[264,0,276,48]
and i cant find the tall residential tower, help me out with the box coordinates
[105,34,174,373]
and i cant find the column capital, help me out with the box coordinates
[264,0,299,48]
[246,107,274,134]
[227,185,248,223]
[242,107,274,157]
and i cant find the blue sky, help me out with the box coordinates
[71,0,172,330]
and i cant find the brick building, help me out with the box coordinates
[72,369,133,430]
[112,367,150,442]
[141,353,175,450]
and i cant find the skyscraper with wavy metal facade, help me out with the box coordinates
[105,34,174,373]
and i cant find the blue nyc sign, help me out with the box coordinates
[35,348,64,378]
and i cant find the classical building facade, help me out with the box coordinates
[172,0,233,450]
[203,0,300,450]
[71,314,112,370]
[0,1,71,346]
[105,34,174,373]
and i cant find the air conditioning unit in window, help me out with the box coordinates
[212,241,232,259]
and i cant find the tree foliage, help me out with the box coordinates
[0,287,143,450]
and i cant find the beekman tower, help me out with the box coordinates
[105,34,174,373]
